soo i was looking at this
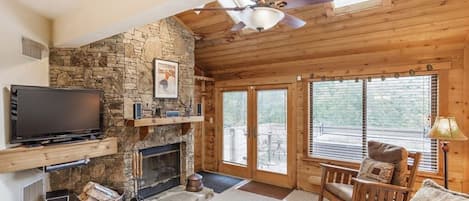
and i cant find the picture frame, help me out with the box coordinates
[154,59,178,98]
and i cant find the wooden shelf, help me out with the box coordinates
[0,137,118,173]
[127,116,204,127]
[126,116,204,140]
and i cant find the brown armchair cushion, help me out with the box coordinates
[325,183,353,201]
[368,141,409,186]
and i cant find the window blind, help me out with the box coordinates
[309,75,438,172]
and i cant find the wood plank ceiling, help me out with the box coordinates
[175,0,469,80]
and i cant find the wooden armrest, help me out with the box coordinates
[320,163,359,186]
[352,178,412,201]
[320,163,359,174]
[352,178,411,192]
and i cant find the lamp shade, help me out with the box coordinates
[428,117,468,141]
[240,7,285,31]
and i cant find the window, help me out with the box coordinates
[309,75,438,172]
[334,0,374,8]
[332,0,389,15]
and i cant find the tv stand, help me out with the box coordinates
[0,137,117,173]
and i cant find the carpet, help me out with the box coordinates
[237,181,293,200]
[197,171,243,193]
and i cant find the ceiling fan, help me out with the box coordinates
[193,0,333,32]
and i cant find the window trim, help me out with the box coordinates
[303,73,442,175]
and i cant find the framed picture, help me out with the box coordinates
[154,59,178,98]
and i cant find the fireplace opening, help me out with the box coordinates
[137,143,181,200]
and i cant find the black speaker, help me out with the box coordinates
[46,190,69,201]
[134,103,142,119]
[197,103,202,116]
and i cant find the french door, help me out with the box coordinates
[217,84,295,188]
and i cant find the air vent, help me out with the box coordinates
[22,37,47,60]
[22,177,44,201]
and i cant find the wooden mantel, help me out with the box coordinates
[0,137,117,173]
[126,116,204,139]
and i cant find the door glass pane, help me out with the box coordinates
[222,91,248,165]
[256,89,287,174]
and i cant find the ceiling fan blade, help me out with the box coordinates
[279,0,333,9]
[193,7,246,11]
[280,14,306,29]
[231,22,246,32]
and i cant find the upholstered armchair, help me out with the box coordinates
[318,141,422,201]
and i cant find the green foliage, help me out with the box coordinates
[312,76,432,130]
[223,91,247,127]
[257,90,286,125]
[312,80,363,127]
[222,90,287,127]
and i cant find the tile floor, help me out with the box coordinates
[210,180,320,201]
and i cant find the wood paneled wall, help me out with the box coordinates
[196,50,469,193]
[194,80,203,171]
[185,0,469,193]
[194,79,217,172]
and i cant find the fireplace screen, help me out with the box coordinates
[137,143,181,199]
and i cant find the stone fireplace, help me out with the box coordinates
[137,143,182,200]
[48,17,196,201]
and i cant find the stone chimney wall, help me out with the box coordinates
[48,18,195,200]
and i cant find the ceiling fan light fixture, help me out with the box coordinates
[240,7,285,31]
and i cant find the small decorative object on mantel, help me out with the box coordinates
[165,110,180,117]
[133,103,142,120]
[186,173,204,192]
[197,103,202,116]
[154,107,161,117]
[154,59,178,98]
[179,98,193,117]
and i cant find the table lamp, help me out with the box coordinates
[428,116,468,189]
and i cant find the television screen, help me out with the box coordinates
[10,85,103,144]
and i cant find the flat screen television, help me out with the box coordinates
[10,85,103,144]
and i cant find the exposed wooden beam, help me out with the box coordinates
[208,42,462,76]
[305,62,451,80]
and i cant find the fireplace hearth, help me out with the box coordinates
[135,143,182,200]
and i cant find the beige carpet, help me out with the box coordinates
[212,189,319,201]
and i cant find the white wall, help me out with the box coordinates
[0,0,51,200]
[53,0,213,47]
